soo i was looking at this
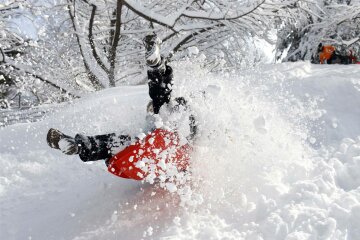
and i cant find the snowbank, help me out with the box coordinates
[1,61,360,239]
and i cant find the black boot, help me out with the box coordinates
[143,34,166,71]
[47,128,80,155]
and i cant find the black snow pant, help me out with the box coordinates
[75,99,197,163]
[147,61,173,114]
[75,133,131,163]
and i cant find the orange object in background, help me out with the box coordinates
[319,45,336,64]
[107,129,192,180]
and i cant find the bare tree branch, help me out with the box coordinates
[0,48,5,63]
[0,5,19,12]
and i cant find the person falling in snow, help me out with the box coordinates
[46,34,197,165]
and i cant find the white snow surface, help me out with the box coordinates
[1,61,360,239]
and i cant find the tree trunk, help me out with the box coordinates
[108,0,123,87]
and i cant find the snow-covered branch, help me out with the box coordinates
[181,0,266,21]
[4,60,79,98]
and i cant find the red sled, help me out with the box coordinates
[107,128,192,180]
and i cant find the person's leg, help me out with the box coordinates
[143,34,173,114]
[76,133,131,162]
[47,128,131,162]
[151,97,168,114]
[143,34,162,68]
[47,128,79,155]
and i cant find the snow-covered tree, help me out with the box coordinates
[2,0,339,108]
[0,0,79,108]
[66,0,314,87]
[277,0,360,62]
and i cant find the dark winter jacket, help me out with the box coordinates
[147,65,173,114]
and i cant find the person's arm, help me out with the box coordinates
[174,97,198,142]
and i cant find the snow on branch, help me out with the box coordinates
[123,0,266,32]
[322,37,360,47]
[0,5,19,12]
[4,59,79,98]
[123,0,177,29]
[67,0,106,89]
[181,0,266,21]
[343,38,360,46]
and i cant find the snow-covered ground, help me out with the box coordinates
[1,61,360,240]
